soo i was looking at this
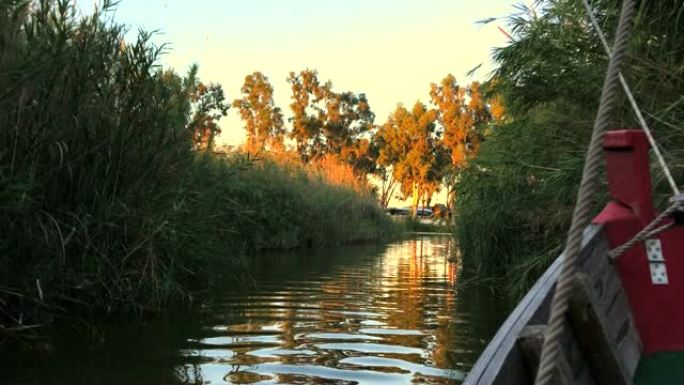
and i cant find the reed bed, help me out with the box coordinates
[455,0,684,298]
[0,0,397,334]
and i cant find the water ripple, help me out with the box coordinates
[174,235,506,385]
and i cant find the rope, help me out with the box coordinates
[533,0,636,383]
[609,198,684,259]
[581,0,680,196]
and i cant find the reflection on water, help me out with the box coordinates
[2,236,508,385]
[177,236,506,385]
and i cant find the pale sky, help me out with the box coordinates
[78,0,516,147]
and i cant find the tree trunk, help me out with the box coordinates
[380,172,396,209]
[447,187,457,210]
[411,182,420,217]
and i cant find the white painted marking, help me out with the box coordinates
[645,239,665,262]
[649,262,669,285]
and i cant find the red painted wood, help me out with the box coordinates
[593,130,684,355]
[603,131,656,225]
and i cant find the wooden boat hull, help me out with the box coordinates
[464,224,642,384]
[464,130,684,384]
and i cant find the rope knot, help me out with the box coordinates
[608,197,683,260]
[671,194,684,226]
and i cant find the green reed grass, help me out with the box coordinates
[455,0,684,298]
[0,0,398,334]
[401,216,452,233]
[218,156,401,250]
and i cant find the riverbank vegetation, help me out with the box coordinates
[11,0,669,333]
[401,216,453,234]
[0,0,399,335]
[455,0,684,297]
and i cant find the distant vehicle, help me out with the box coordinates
[386,207,409,216]
[385,206,432,217]
[431,203,451,219]
[416,207,432,217]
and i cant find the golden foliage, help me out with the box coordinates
[306,154,368,192]
[429,75,489,169]
[233,72,285,155]
[376,101,442,206]
[287,69,374,162]
[247,150,368,193]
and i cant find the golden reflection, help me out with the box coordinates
[180,236,483,385]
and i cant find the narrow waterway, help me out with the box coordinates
[4,235,509,385]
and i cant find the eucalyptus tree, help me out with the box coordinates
[376,102,446,216]
[233,71,285,155]
[287,69,375,171]
[430,75,492,206]
[186,65,230,151]
[287,69,330,160]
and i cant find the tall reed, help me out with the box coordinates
[216,153,401,250]
[0,0,398,332]
[455,0,684,298]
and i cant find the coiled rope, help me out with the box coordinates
[533,0,637,383]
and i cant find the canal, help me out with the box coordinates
[4,235,509,385]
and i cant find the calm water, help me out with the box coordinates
[4,235,508,385]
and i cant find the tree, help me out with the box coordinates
[339,138,375,179]
[366,132,396,208]
[324,91,375,155]
[287,69,330,161]
[185,65,229,151]
[376,167,397,209]
[232,72,285,155]
[158,69,194,141]
[376,102,445,216]
[430,75,490,167]
[288,69,376,169]
[430,75,491,206]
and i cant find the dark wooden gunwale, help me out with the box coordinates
[464,224,642,384]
